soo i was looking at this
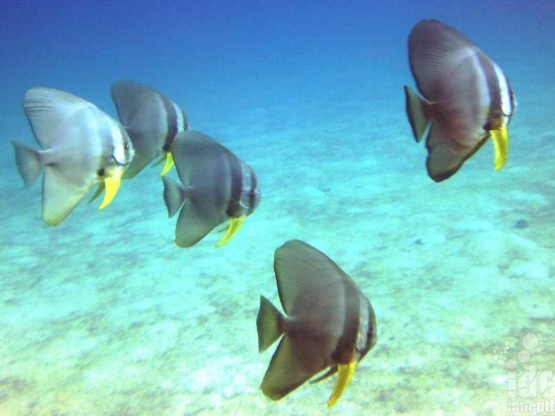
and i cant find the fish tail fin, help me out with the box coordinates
[11,141,43,187]
[161,176,188,218]
[257,296,285,352]
[404,86,431,142]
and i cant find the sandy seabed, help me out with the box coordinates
[0,82,554,416]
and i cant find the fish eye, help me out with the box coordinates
[97,168,105,177]
[124,143,129,150]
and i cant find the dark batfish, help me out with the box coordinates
[111,80,188,178]
[404,19,516,181]
[162,130,260,248]
[12,87,134,226]
[257,240,377,407]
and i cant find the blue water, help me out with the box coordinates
[1,1,555,415]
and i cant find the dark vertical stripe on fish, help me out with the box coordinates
[213,154,231,217]
[226,153,243,217]
[247,166,257,215]
[331,281,360,364]
[162,97,178,151]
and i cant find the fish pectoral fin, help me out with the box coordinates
[88,181,105,203]
[152,154,166,167]
[98,169,123,210]
[310,366,337,384]
[327,361,357,408]
[160,152,174,176]
[217,222,230,233]
[491,126,509,171]
[215,215,246,247]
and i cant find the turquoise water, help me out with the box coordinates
[1,1,554,415]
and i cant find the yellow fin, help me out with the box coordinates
[327,361,357,408]
[491,126,509,170]
[98,169,123,210]
[160,152,174,176]
[216,215,246,247]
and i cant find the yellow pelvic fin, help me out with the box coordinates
[491,126,509,171]
[160,152,174,176]
[98,168,123,210]
[215,215,246,247]
[327,361,357,408]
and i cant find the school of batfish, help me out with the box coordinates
[11,20,515,407]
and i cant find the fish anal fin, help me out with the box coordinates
[261,336,322,401]
[173,193,221,248]
[42,167,88,226]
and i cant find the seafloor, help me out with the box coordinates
[1,63,554,415]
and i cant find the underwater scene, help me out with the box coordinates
[1,0,554,415]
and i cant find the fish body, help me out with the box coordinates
[404,19,516,181]
[162,130,260,247]
[257,240,377,407]
[12,87,134,225]
[111,80,188,178]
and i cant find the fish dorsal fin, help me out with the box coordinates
[23,87,95,150]
[409,19,479,101]
[170,130,231,247]
[111,81,161,128]
[273,240,350,318]
[170,130,230,188]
